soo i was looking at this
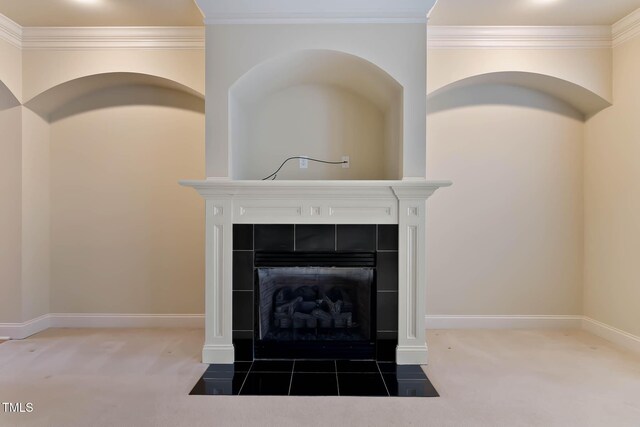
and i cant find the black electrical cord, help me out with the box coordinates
[262,156,347,181]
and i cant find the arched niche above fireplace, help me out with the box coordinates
[229,49,403,181]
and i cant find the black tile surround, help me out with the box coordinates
[232,224,399,363]
[190,360,439,397]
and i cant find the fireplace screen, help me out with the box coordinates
[257,267,373,342]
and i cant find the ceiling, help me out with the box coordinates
[0,0,639,27]
[0,0,203,27]
[429,0,640,26]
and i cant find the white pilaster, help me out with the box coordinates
[392,186,437,365]
[202,197,234,364]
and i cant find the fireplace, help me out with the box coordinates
[182,0,451,366]
[231,224,400,361]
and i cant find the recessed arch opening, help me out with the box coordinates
[229,49,404,180]
[428,71,612,121]
[25,72,205,123]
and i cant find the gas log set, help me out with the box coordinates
[273,286,356,331]
[257,267,372,344]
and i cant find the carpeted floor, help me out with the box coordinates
[0,328,639,427]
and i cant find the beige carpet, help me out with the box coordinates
[1,328,639,427]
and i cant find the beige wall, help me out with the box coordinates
[1,21,637,336]
[1,42,207,323]
[584,36,640,336]
[235,84,388,180]
[22,49,204,102]
[50,105,205,314]
[0,38,22,102]
[21,108,50,321]
[206,24,427,178]
[0,106,23,323]
[427,86,584,315]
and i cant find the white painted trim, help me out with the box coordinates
[0,314,51,340]
[612,7,640,47]
[397,345,430,365]
[582,317,640,354]
[21,26,205,50]
[194,0,435,24]
[425,315,640,354]
[3,314,638,357]
[0,314,204,339]
[425,315,583,329]
[0,13,22,48]
[205,12,426,25]
[49,313,205,328]
[428,26,612,49]
[203,344,235,364]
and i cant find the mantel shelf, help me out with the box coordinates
[180,179,452,199]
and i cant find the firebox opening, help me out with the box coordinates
[257,267,373,343]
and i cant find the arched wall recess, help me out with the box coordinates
[24,72,205,123]
[229,49,404,180]
[230,49,403,111]
[427,71,612,120]
[0,80,20,111]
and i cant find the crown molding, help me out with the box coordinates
[195,0,435,24]
[21,26,204,50]
[428,26,612,49]
[0,13,22,48]
[612,7,640,47]
[204,11,427,25]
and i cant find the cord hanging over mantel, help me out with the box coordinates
[262,157,348,181]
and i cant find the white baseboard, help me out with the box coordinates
[425,315,584,329]
[582,317,640,354]
[0,314,51,340]
[3,313,638,356]
[0,313,205,339]
[49,313,205,329]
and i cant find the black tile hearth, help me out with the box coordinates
[290,373,339,396]
[231,339,253,362]
[233,224,254,250]
[336,360,379,373]
[255,225,294,251]
[377,362,397,374]
[295,224,335,251]
[251,360,294,373]
[190,372,249,396]
[382,374,439,398]
[336,225,376,251]
[395,365,427,380]
[190,361,439,397]
[204,362,252,378]
[376,340,397,362]
[294,360,336,373]
[240,372,291,396]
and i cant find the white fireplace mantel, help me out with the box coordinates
[180,179,451,365]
